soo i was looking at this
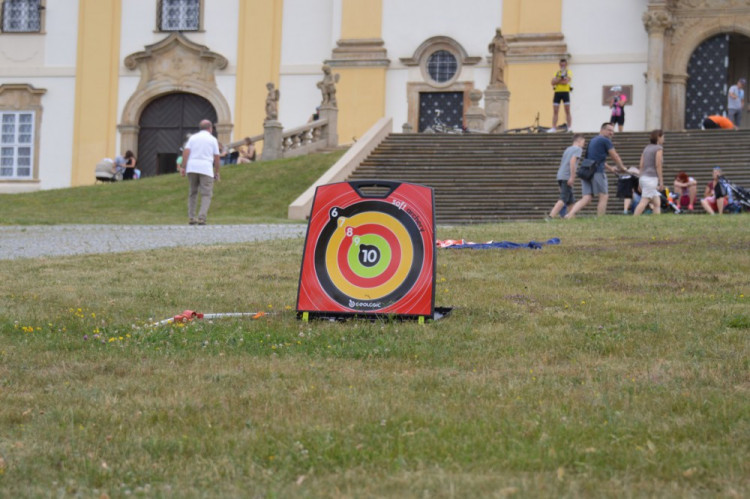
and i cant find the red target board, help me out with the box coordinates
[297,181,436,320]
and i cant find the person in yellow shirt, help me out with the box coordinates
[550,58,572,132]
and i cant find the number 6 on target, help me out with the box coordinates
[297,180,436,320]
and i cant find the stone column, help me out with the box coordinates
[663,73,688,131]
[261,120,283,161]
[117,124,140,156]
[465,89,486,132]
[642,3,673,130]
[318,104,339,148]
[215,123,233,150]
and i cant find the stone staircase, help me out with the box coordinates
[347,129,750,223]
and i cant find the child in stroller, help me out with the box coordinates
[94,158,123,182]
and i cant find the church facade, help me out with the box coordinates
[1,0,748,192]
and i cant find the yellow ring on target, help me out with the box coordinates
[325,211,414,300]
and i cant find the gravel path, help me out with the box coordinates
[0,224,308,260]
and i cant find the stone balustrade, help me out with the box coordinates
[226,133,263,152]
[280,118,330,158]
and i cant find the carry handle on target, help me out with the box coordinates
[348,180,402,199]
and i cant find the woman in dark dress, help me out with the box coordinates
[122,150,137,180]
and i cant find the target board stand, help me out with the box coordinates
[297,180,437,322]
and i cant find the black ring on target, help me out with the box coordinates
[314,200,424,309]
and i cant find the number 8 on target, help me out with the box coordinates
[297,181,436,320]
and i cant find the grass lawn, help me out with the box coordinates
[0,156,749,497]
[0,150,345,225]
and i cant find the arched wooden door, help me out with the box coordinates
[137,93,217,177]
[684,33,750,129]
[684,34,729,130]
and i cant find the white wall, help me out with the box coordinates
[562,0,650,131]
[120,0,161,59]
[0,1,78,192]
[45,0,79,68]
[385,68,409,132]
[279,0,336,127]
[381,0,499,131]
[39,2,78,189]
[280,0,335,67]
[279,73,323,127]
[382,0,502,59]
[566,63,647,132]
[563,0,649,56]
[36,78,78,189]
[200,0,239,68]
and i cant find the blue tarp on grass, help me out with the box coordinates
[437,238,561,250]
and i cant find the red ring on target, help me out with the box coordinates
[336,223,402,288]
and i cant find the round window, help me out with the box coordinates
[426,50,458,83]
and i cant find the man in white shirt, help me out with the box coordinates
[179,119,220,225]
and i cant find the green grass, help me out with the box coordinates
[0,150,345,225]
[1,211,748,497]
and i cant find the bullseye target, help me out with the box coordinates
[297,181,435,320]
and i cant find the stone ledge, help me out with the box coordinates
[504,32,569,64]
[326,38,390,67]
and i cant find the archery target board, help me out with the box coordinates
[297,181,436,319]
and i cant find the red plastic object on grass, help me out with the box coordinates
[173,310,204,323]
[297,180,436,320]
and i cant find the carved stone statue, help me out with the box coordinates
[317,65,340,107]
[265,82,280,122]
[488,28,509,88]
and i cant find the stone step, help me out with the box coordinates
[346,130,750,222]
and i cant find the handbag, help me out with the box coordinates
[577,158,597,180]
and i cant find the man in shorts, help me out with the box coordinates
[727,78,745,127]
[548,134,585,219]
[564,123,628,218]
[550,59,572,132]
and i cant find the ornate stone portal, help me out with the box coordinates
[119,33,232,154]
[646,0,750,130]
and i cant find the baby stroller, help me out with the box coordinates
[95,158,123,182]
[658,188,682,214]
[719,176,750,213]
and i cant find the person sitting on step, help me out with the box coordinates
[673,171,697,211]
